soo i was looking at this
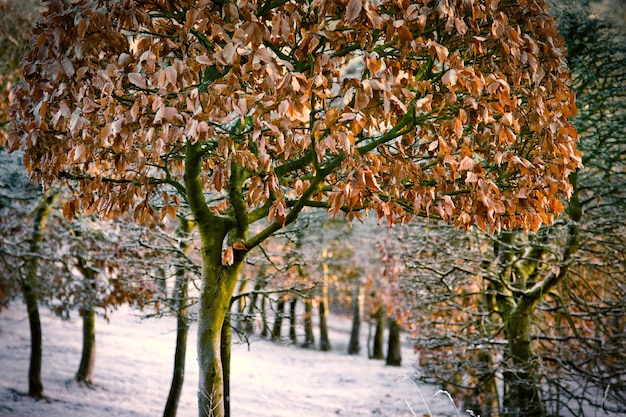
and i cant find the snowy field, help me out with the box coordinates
[0,303,463,417]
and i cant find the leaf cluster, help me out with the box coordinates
[7,0,581,235]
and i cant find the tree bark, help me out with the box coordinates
[163,306,189,417]
[75,307,96,386]
[347,279,362,355]
[494,179,581,417]
[196,261,240,417]
[21,191,57,399]
[371,307,385,360]
[386,318,402,367]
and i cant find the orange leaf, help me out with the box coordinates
[459,156,474,171]
[442,69,458,87]
[222,247,234,266]
[363,169,382,192]
[232,241,248,251]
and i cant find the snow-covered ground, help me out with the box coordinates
[0,303,462,417]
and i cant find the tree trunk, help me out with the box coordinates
[492,231,546,417]
[23,281,44,399]
[371,307,385,360]
[302,297,315,348]
[347,279,362,355]
[163,307,189,417]
[492,190,581,417]
[234,278,247,333]
[163,218,193,417]
[318,277,331,351]
[260,294,269,338]
[186,143,248,417]
[244,274,265,335]
[196,262,240,417]
[502,307,545,417]
[289,298,297,344]
[21,191,57,399]
[74,253,98,387]
[271,298,285,342]
[386,318,402,366]
[75,307,96,386]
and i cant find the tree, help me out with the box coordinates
[385,318,402,366]
[8,1,581,416]
[2,0,159,398]
[369,306,385,360]
[112,215,203,417]
[0,149,61,400]
[22,189,58,399]
[0,150,157,396]
[392,5,626,408]
[162,217,195,417]
[347,276,363,355]
[59,215,159,387]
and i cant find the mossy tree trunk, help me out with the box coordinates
[493,177,581,417]
[185,143,246,417]
[502,303,544,417]
[195,231,241,417]
[184,139,339,417]
[492,231,544,417]
[21,190,57,399]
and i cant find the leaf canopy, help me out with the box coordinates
[8,0,581,232]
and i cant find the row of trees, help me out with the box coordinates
[232,215,404,364]
[1,0,612,417]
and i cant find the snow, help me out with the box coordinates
[0,303,462,417]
